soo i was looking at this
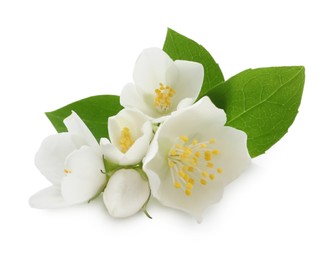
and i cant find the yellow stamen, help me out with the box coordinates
[180,135,189,143]
[168,135,221,196]
[174,182,181,188]
[188,178,195,185]
[192,157,198,165]
[200,179,207,185]
[204,151,212,161]
[186,183,193,190]
[209,138,216,144]
[119,127,134,153]
[217,168,223,174]
[200,143,207,148]
[185,189,192,196]
[170,150,177,156]
[209,174,215,180]
[207,162,214,168]
[168,160,175,167]
[153,83,176,113]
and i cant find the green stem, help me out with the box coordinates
[141,188,152,219]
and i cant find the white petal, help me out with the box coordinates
[35,133,84,185]
[144,136,223,222]
[119,121,152,165]
[133,48,174,93]
[212,126,251,185]
[157,173,224,222]
[106,109,153,165]
[108,109,149,147]
[61,146,106,204]
[176,97,195,111]
[64,111,99,152]
[171,60,204,106]
[100,138,122,165]
[157,97,226,140]
[143,135,172,192]
[143,97,250,221]
[103,169,150,218]
[123,48,204,121]
[29,186,70,209]
[120,83,160,119]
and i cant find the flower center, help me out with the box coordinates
[64,169,72,174]
[119,127,134,153]
[167,135,223,196]
[153,83,176,113]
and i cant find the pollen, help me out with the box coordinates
[192,139,198,145]
[204,151,212,161]
[180,135,189,143]
[186,183,193,190]
[185,189,192,196]
[167,135,222,196]
[64,169,72,174]
[119,127,134,153]
[206,162,214,168]
[174,182,181,188]
[153,83,176,113]
[209,138,216,144]
[200,143,207,148]
[200,179,207,185]
[170,150,177,156]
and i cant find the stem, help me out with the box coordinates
[142,188,152,219]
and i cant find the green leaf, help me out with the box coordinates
[46,95,123,141]
[163,28,224,98]
[207,66,305,158]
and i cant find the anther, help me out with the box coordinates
[207,162,214,168]
[200,179,207,185]
[204,151,212,161]
[168,135,221,196]
[209,174,215,180]
[180,135,189,143]
[174,182,181,188]
[153,83,176,112]
[209,138,216,144]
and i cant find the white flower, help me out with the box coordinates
[103,169,150,218]
[101,109,153,166]
[29,112,107,209]
[143,97,251,222]
[120,48,204,122]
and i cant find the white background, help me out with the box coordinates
[1,0,330,259]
